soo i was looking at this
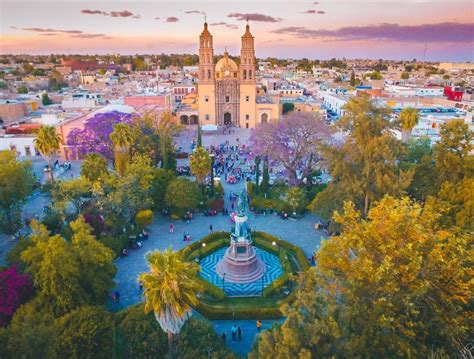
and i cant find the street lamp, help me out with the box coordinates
[222,273,226,292]
[272,241,281,253]
[209,153,215,199]
[199,242,206,262]
[261,275,264,295]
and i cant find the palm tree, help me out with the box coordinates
[189,147,211,193]
[399,107,419,143]
[34,125,61,183]
[139,248,202,357]
[110,123,134,176]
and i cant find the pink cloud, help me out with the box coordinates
[81,9,140,19]
[303,10,317,14]
[318,11,325,14]
[210,22,238,30]
[22,28,83,34]
[165,16,179,23]
[272,22,474,42]
[227,13,282,23]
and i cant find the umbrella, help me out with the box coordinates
[201,124,218,132]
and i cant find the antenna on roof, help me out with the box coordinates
[204,15,207,23]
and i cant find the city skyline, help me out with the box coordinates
[1,1,473,61]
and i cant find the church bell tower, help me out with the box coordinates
[198,22,216,124]
[239,22,257,128]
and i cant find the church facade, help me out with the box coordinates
[197,22,279,128]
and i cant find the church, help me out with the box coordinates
[197,22,279,128]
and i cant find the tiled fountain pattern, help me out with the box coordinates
[199,246,283,296]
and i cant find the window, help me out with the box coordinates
[243,69,247,80]
[207,69,211,79]
[245,114,249,120]
[225,96,230,103]
[205,114,210,120]
[205,96,209,102]
[246,96,250,102]
[249,70,252,79]
[246,123,249,129]
[25,146,31,156]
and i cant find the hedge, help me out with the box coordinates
[197,277,226,301]
[253,231,310,271]
[262,272,290,298]
[195,301,282,320]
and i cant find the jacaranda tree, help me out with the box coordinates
[67,111,133,161]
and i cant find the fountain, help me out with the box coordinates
[216,191,266,283]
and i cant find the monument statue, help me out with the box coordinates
[216,189,265,284]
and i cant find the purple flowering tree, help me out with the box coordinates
[67,111,133,160]
[0,266,33,327]
[250,111,333,186]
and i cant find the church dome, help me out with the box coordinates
[215,51,239,79]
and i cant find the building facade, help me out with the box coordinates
[197,22,278,128]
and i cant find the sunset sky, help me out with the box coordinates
[1,0,473,61]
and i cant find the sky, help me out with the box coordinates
[1,0,473,61]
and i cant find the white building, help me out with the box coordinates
[321,91,348,116]
[385,84,444,98]
[0,134,37,157]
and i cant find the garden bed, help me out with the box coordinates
[180,231,309,320]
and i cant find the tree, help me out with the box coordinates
[189,147,211,192]
[41,93,52,105]
[321,197,472,356]
[369,71,382,80]
[0,81,7,89]
[0,151,34,235]
[196,125,202,148]
[433,119,473,188]
[0,266,33,327]
[135,209,153,230]
[50,306,113,358]
[116,304,168,358]
[0,298,55,358]
[81,153,109,181]
[259,196,473,357]
[350,70,356,86]
[103,155,156,223]
[17,85,28,94]
[165,178,200,216]
[284,187,307,214]
[176,317,237,359]
[254,156,261,195]
[398,107,419,142]
[251,112,332,186]
[151,169,176,210]
[34,125,61,183]
[67,111,133,161]
[250,273,340,359]
[51,178,91,217]
[400,71,410,80]
[282,102,295,114]
[139,248,202,357]
[110,123,134,176]
[21,218,116,314]
[309,95,412,218]
[260,157,270,195]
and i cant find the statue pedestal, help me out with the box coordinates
[216,238,266,283]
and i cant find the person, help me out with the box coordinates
[183,232,187,242]
[231,324,238,341]
[221,332,226,344]
[169,224,174,233]
[139,280,143,291]
[114,291,120,303]
[237,326,242,342]
[256,320,262,331]
[209,224,213,233]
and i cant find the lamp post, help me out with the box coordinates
[272,241,281,254]
[210,153,215,199]
[199,242,206,262]
[261,275,264,296]
[223,273,226,292]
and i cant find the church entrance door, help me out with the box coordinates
[224,112,232,126]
